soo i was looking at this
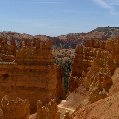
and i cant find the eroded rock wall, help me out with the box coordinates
[69,41,103,92]
[0,37,64,113]
[1,95,30,119]
[69,38,119,102]
[36,99,60,119]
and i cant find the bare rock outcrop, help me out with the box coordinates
[1,95,30,119]
[69,42,107,92]
[88,72,112,103]
[63,111,73,119]
[68,38,119,105]
[36,99,60,119]
[0,96,62,119]
[73,91,119,119]
[63,38,119,119]
[69,45,96,92]
[0,37,64,113]
[109,68,119,96]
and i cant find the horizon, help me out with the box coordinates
[0,0,119,36]
[0,26,119,37]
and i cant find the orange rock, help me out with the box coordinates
[0,37,64,113]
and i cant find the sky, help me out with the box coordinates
[0,0,119,36]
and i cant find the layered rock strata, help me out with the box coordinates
[0,37,64,113]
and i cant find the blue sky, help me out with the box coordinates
[0,0,119,36]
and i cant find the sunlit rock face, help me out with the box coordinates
[36,99,60,119]
[1,95,30,119]
[65,38,119,119]
[0,37,64,113]
[73,92,119,119]
[69,38,119,103]
[0,96,62,119]
[69,39,107,92]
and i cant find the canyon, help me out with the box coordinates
[0,36,64,113]
[0,27,119,118]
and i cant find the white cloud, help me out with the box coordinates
[107,0,119,6]
[93,0,119,15]
[94,0,112,9]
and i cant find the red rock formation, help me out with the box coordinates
[64,111,73,119]
[84,39,105,49]
[0,37,64,113]
[36,99,60,119]
[105,38,119,64]
[83,50,114,88]
[69,38,119,105]
[69,37,119,91]
[109,68,119,96]
[69,43,102,92]
[0,96,63,119]
[1,95,30,119]
[88,72,112,103]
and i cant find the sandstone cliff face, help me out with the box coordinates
[59,38,119,119]
[83,50,114,87]
[0,30,119,118]
[0,37,64,113]
[109,68,119,96]
[69,45,93,92]
[36,99,60,119]
[0,96,62,119]
[65,68,119,119]
[69,38,119,103]
[69,41,104,92]
[105,38,119,64]
[88,72,112,103]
